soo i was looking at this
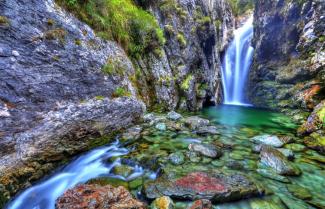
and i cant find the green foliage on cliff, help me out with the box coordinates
[227,0,254,16]
[56,0,165,58]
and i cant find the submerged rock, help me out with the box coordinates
[195,126,219,135]
[156,123,167,131]
[188,143,222,159]
[56,184,146,209]
[187,199,212,209]
[260,146,301,176]
[304,132,325,154]
[252,135,286,148]
[121,125,143,143]
[168,152,185,165]
[143,171,262,203]
[256,169,291,183]
[184,116,209,130]
[151,196,174,209]
[167,111,182,121]
[287,184,312,200]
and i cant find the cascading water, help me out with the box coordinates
[221,16,254,106]
[6,141,157,209]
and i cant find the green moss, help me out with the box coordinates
[317,106,325,125]
[226,0,254,16]
[113,87,131,98]
[95,95,105,100]
[56,0,165,58]
[181,74,193,91]
[319,36,325,43]
[164,24,175,36]
[177,33,187,48]
[74,39,81,46]
[0,16,9,26]
[101,58,126,77]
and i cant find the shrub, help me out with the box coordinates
[56,0,165,58]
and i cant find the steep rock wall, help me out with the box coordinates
[135,0,234,111]
[249,0,325,122]
[0,0,145,203]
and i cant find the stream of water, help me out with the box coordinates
[221,17,254,106]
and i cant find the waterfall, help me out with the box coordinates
[221,16,254,106]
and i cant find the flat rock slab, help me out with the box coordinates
[143,171,262,203]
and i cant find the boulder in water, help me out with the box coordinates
[260,146,301,176]
[188,143,222,159]
[184,116,209,130]
[143,171,262,203]
[56,184,146,209]
[252,135,286,148]
[195,126,219,135]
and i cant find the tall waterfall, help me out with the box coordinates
[221,17,254,106]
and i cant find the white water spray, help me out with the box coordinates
[6,141,155,209]
[221,17,254,106]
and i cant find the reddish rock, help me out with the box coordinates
[143,171,261,203]
[175,172,226,193]
[55,184,146,209]
[188,199,212,209]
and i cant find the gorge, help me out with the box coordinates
[0,0,325,209]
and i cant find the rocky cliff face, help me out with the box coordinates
[135,0,234,111]
[249,0,325,122]
[0,0,233,204]
[0,0,145,202]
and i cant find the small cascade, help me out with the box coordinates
[221,16,254,106]
[6,141,156,209]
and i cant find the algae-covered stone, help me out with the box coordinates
[187,199,212,209]
[250,198,284,209]
[287,184,312,200]
[256,169,291,183]
[113,164,134,178]
[151,196,174,209]
[188,143,222,159]
[304,132,325,154]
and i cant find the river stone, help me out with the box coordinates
[121,125,142,142]
[184,116,209,130]
[195,126,219,135]
[56,184,146,209]
[156,123,167,131]
[143,171,262,203]
[252,135,285,147]
[287,184,312,200]
[151,196,174,209]
[187,199,212,209]
[167,111,182,121]
[256,169,291,183]
[169,152,185,165]
[277,148,295,160]
[188,143,222,159]
[260,146,301,176]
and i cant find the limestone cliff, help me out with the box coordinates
[249,0,324,123]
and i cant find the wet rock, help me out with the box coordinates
[260,146,301,176]
[151,196,174,209]
[167,111,182,121]
[252,135,286,148]
[121,125,143,142]
[56,184,146,209]
[168,152,185,165]
[287,184,312,200]
[144,113,156,123]
[298,100,325,135]
[304,132,325,154]
[188,143,222,159]
[277,148,295,160]
[184,116,209,130]
[195,126,219,136]
[187,199,212,209]
[156,123,167,131]
[285,143,306,152]
[256,169,291,183]
[186,151,202,163]
[143,171,262,203]
[113,165,133,178]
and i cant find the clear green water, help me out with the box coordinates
[122,105,325,209]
